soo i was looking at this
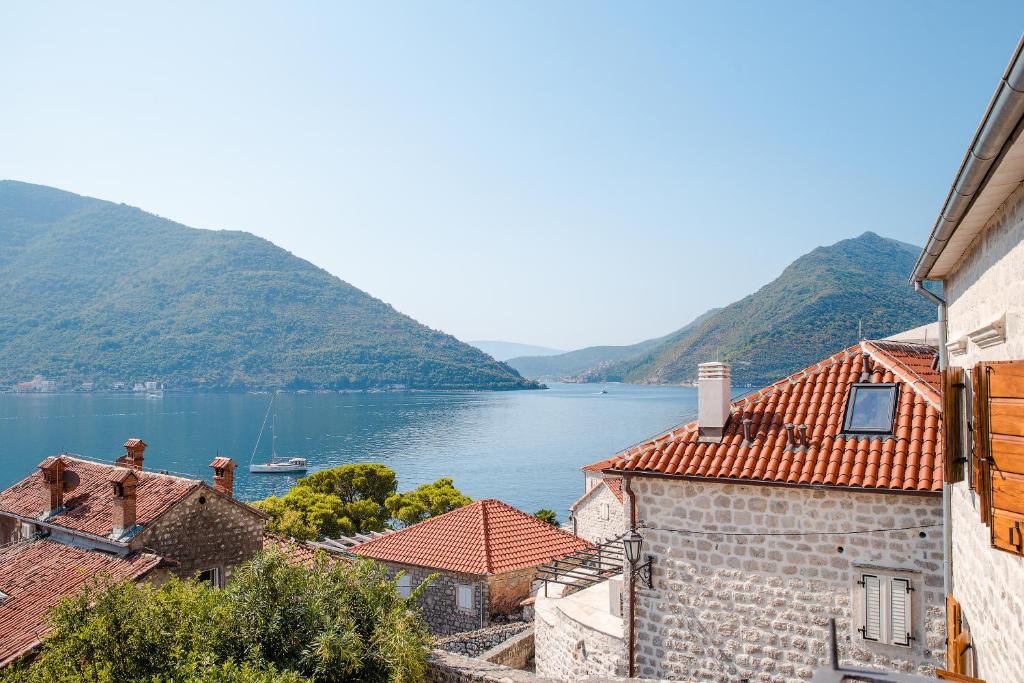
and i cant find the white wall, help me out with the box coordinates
[573,481,626,544]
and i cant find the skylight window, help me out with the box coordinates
[843,384,898,434]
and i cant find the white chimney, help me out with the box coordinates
[697,362,731,442]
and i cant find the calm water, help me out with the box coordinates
[0,383,698,516]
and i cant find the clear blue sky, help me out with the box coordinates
[2,3,1021,349]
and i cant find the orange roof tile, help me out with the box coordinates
[0,539,161,666]
[583,455,623,472]
[0,456,200,540]
[604,477,624,503]
[609,341,942,493]
[349,499,590,575]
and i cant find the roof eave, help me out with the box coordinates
[607,469,942,497]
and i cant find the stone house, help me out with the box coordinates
[536,341,946,682]
[347,498,590,635]
[570,462,626,544]
[909,35,1024,683]
[0,438,268,665]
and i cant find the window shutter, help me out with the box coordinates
[943,366,965,483]
[972,363,991,524]
[889,578,912,647]
[860,574,882,641]
[985,361,1024,556]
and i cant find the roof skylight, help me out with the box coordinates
[843,384,899,434]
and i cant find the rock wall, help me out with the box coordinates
[486,566,535,617]
[534,579,627,680]
[378,560,487,635]
[944,180,1024,683]
[131,487,265,584]
[435,622,530,658]
[481,625,535,668]
[626,477,945,682]
[425,649,676,683]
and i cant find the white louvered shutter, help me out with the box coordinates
[861,575,882,641]
[890,578,912,646]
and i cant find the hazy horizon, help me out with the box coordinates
[3,2,1022,349]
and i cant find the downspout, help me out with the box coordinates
[914,281,952,598]
[623,473,637,678]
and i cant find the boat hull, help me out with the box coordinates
[249,464,308,473]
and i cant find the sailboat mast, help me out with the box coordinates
[272,409,277,460]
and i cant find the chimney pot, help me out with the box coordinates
[741,417,753,445]
[120,438,147,470]
[39,456,65,516]
[110,470,139,538]
[697,362,731,443]
[210,457,236,498]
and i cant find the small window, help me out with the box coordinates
[857,573,913,647]
[396,573,411,598]
[456,583,474,610]
[843,384,898,434]
[197,568,221,588]
[0,590,8,604]
[599,502,610,521]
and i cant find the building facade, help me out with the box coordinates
[570,474,626,544]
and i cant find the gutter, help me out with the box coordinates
[623,474,637,678]
[911,34,1024,282]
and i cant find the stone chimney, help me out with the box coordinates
[39,456,65,516]
[210,457,236,497]
[120,438,147,470]
[697,362,731,443]
[110,469,139,538]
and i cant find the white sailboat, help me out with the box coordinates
[249,398,308,474]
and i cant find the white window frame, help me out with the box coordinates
[456,583,474,611]
[198,567,222,588]
[599,502,610,521]
[396,573,411,598]
[856,572,913,647]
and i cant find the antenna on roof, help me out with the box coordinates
[858,319,864,340]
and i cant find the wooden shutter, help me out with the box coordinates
[889,578,912,647]
[940,594,984,680]
[943,366,966,483]
[860,574,882,641]
[984,361,1024,556]
[972,364,991,524]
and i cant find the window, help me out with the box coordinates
[0,590,7,604]
[843,384,898,434]
[197,568,221,588]
[396,573,411,598]
[456,583,474,610]
[599,502,610,521]
[857,573,913,647]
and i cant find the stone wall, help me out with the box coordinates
[434,622,530,658]
[481,625,535,668]
[378,560,487,635]
[626,477,945,682]
[486,566,535,617]
[535,579,627,680]
[573,480,626,544]
[944,181,1024,683]
[131,487,265,584]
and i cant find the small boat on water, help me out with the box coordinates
[249,398,308,474]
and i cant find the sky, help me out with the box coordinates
[2,3,1023,350]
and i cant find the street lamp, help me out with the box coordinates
[622,529,653,588]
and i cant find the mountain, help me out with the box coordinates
[468,341,565,361]
[581,232,936,386]
[507,309,719,380]
[0,181,539,391]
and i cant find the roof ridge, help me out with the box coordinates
[860,340,941,409]
[58,454,203,483]
[479,500,493,574]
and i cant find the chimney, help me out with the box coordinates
[110,469,139,538]
[697,362,731,443]
[39,456,65,516]
[121,438,147,470]
[210,457,236,497]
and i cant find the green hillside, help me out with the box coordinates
[0,181,538,391]
[507,309,719,380]
[585,232,936,386]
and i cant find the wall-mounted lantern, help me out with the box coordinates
[623,529,653,589]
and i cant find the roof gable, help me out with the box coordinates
[349,499,590,574]
[609,341,942,493]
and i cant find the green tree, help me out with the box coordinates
[384,478,472,528]
[533,509,558,527]
[253,464,397,541]
[3,550,431,683]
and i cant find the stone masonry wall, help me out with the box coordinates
[426,649,678,683]
[434,622,530,658]
[626,478,945,682]
[131,487,265,584]
[535,595,627,680]
[574,481,626,544]
[378,560,487,635]
[486,566,535,617]
[944,181,1024,683]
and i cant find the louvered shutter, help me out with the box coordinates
[890,578,912,647]
[985,360,1024,556]
[972,364,991,524]
[943,367,965,483]
[860,574,882,641]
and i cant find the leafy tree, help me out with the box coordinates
[253,464,396,541]
[534,509,558,526]
[385,478,472,528]
[3,550,431,683]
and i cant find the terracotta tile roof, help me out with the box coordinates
[0,539,161,666]
[609,341,942,493]
[583,455,622,472]
[604,477,624,503]
[569,476,625,512]
[0,456,200,540]
[349,499,590,575]
[262,533,343,569]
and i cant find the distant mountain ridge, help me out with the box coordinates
[469,340,565,361]
[0,181,538,391]
[510,232,936,387]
